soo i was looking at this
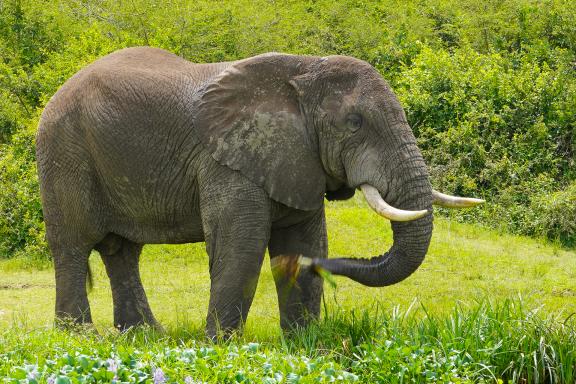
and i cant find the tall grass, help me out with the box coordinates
[283,298,576,383]
[1,298,574,382]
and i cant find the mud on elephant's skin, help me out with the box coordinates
[36,47,483,337]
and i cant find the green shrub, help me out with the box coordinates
[529,182,576,246]
[397,45,574,194]
[0,123,47,260]
[395,44,575,244]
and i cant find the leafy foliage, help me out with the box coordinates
[3,343,359,383]
[394,45,576,239]
[529,181,576,246]
[1,0,575,259]
[1,299,575,383]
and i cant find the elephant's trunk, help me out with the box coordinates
[313,144,433,287]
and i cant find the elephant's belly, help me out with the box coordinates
[107,192,205,244]
[111,215,205,244]
[100,167,205,244]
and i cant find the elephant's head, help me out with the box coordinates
[194,53,483,287]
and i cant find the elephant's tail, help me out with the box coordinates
[86,264,93,292]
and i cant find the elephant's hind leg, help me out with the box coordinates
[41,176,102,327]
[50,239,94,326]
[96,234,158,330]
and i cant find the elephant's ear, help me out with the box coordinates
[193,54,326,210]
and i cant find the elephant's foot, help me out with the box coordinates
[205,276,261,340]
[204,246,267,340]
[54,311,93,329]
[112,299,160,332]
[54,291,95,333]
[55,296,93,326]
[205,316,243,342]
[109,276,161,332]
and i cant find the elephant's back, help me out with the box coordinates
[40,46,231,128]
[80,46,231,86]
[38,46,231,154]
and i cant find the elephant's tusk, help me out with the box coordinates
[432,190,485,208]
[360,184,429,222]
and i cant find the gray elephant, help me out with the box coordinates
[36,47,482,337]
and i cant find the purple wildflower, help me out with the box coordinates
[107,358,118,374]
[184,377,194,384]
[153,367,166,384]
[47,376,56,384]
[26,367,38,380]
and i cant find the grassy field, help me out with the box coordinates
[2,198,575,330]
[1,198,575,382]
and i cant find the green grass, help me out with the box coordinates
[1,300,575,382]
[1,199,575,382]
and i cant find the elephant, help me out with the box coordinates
[36,47,483,337]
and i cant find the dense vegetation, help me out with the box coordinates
[1,0,575,260]
[1,300,575,383]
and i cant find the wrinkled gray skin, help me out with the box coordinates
[36,47,433,337]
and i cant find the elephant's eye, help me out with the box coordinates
[346,113,362,132]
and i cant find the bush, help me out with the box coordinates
[396,45,574,195]
[529,182,576,246]
[0,123,47,260]
[395,44,576,244]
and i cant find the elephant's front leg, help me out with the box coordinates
[200,176,272,338]
[269,207,327,331]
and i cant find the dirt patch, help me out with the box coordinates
[551,288,576,297]
[0,283,54,290]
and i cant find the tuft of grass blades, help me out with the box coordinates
[270,255,338,289]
